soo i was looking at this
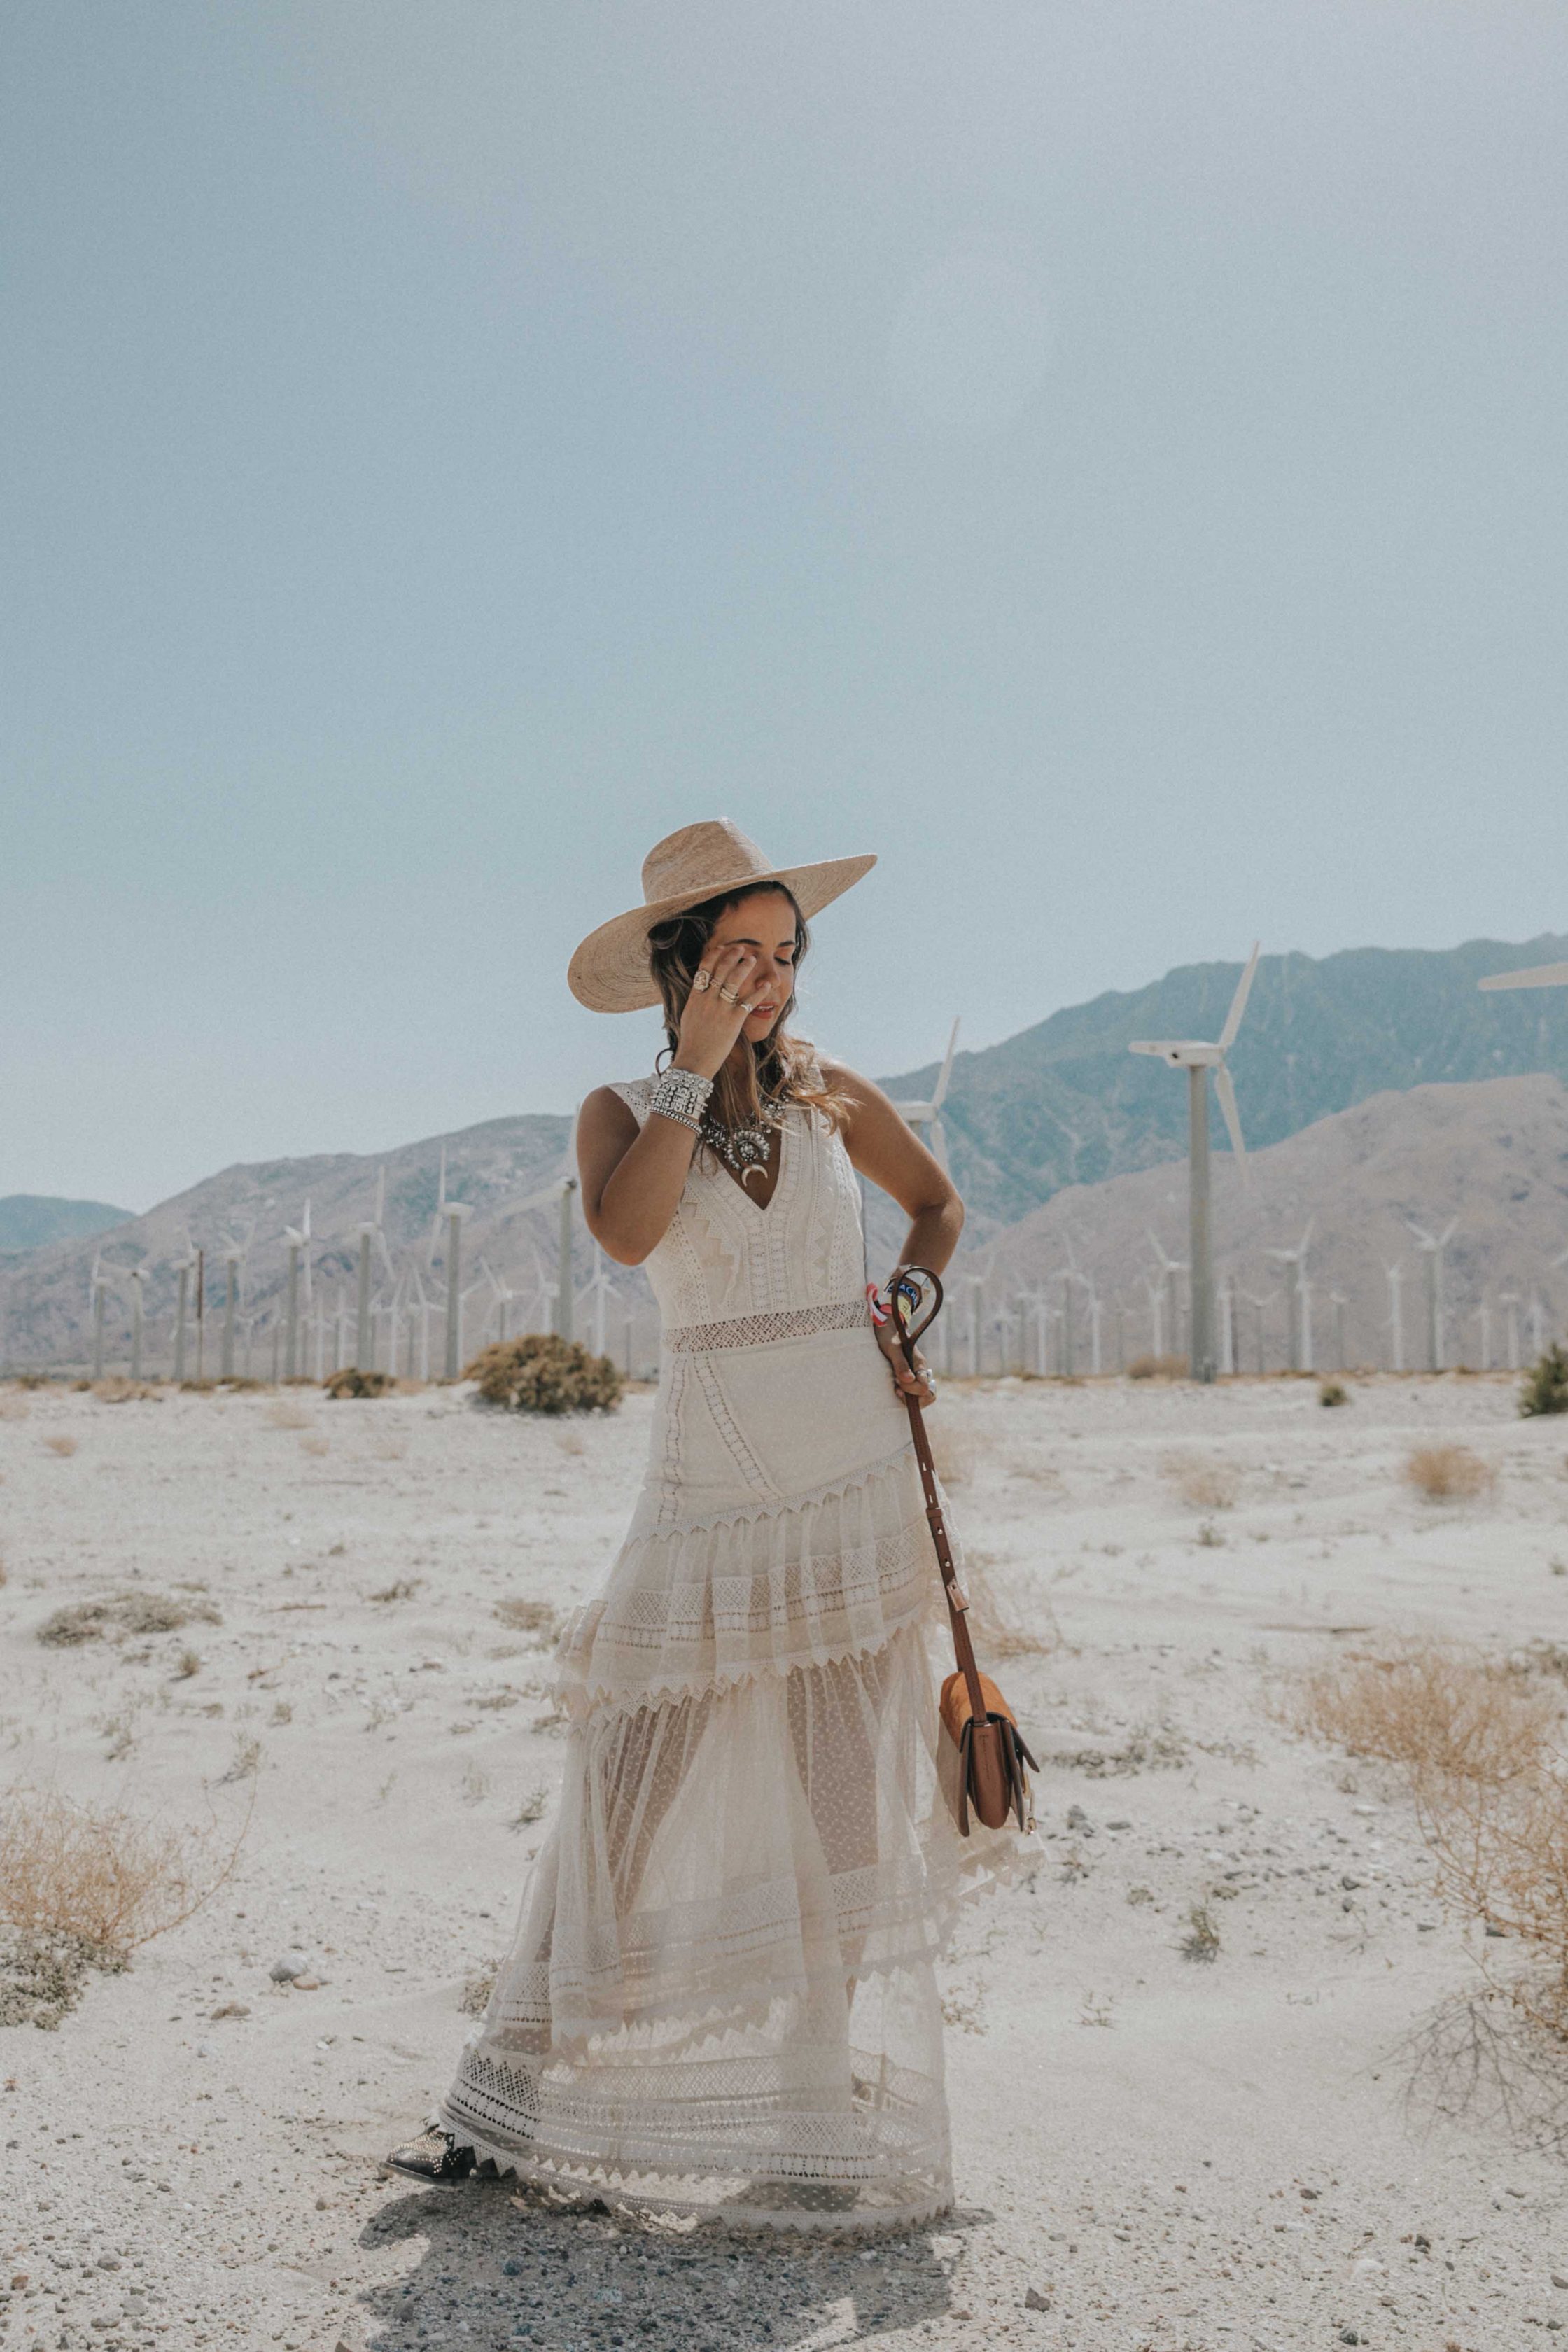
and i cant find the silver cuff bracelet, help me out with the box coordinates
[650,1066,714,1132]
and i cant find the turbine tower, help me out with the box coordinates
[170,1228,198,1383]
[221,1224,253,1381]
[282,1201,312,1381]
[892,1018,961,1170]
[1129,945,1260,1381]
[1385,1262,1406,1374]
[1406,1218,1457,1373]
[1265,1221,1315,1373]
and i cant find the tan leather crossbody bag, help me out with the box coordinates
[888,1269,1037,1835]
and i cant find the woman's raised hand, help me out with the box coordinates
[673,944,765,1077]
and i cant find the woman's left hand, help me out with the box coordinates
[874,1318,937,1406]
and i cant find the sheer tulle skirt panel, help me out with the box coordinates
[439,1623,1014,2225]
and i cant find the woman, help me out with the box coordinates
[385,819,1022,2228]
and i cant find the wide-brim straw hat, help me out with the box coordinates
[568,819,877,1013]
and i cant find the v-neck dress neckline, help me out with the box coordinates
[706,1111,787,1215]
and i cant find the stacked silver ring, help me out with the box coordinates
[650,1065,715,1132]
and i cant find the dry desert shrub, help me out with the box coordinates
[1319,1380,1350,1408]
[1163,1453,1240,1511]
[92,1380,162,1404]
[265,1400,312,1432]
[1290,1642,1557,1786]
[324,1367,393,1399]
[42,1434,78,1457]
[370,1578,421,1604]
[38,1588,222,1647]
[1291,1639,1568,2038]
[1180,1902,1221,1963]
[465,1334,622,1415]
[0,1780,252,2024]
[494,1597,558,1637]
[1404,1443,1496,1504]
[1127,1354,1186,1381]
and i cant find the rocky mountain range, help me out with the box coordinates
[0,1194,132,1255]
[6,931,1567,1372]
[878,930,1568,1225]
[946,1073,1568,1376]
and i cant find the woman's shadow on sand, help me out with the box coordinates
[356,2178,986,2348]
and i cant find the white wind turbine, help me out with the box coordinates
[1265,1220,1315,1373]
[1385,1262,1406,1374]
[965,1273,986,1378]
[1405,1217,1457,1373]
[357,1168,389,1372]
[1499,1287,1522,1372]
[892,1018,961,1170]
[1143,1270,1167,1358]
[89,1254,111,1380]
[426,1147,477,1381]
[1146,1231,1187,1364]
[1239,1286,1276,1376]
[127,1263,148,1379]
[221,1222,253,1380]
[170,1228,198,1382]
[1471,1297,1493,1373]
[1330,1287,1349,1373]
[1129,945,1260,1381]
[481,1259,519,1348]
[580,1242,617,1359]
[282,1200,312,1381]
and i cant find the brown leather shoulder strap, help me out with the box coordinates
[889,1272,988,1726]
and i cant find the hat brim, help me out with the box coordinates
[568,853,877,1013]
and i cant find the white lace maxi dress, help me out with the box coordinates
[438,1074,1019,2227]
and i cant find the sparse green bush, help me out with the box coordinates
[1319,1380,1350,1408]
[324,1366,393,1400]
[1520,1344,1568,1419]
[465,1333,622,1416]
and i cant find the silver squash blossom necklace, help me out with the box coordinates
[700,1100,783,1189]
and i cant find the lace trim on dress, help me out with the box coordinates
[557,1449,947,1718]
[665,1298,872,1352]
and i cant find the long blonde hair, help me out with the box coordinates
[647,883,853,1141]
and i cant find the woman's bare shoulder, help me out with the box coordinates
[581,1077,652,1129]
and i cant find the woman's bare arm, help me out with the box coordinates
[579,937,771,1264]
[577,1085,701,1265]
[823,1058,965,1277]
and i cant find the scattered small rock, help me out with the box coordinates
[1023,2284,1052,2309]
[270,1953,309,1982]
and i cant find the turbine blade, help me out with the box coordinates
[1128,1040,1177,1056]
[1479,960,1568,991]
[1219,942,1261,1049]
[933,1016,961,1109]
[930,1114,949,1172]
[1214,1064,1248,1175]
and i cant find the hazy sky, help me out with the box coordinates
[6,3,1568,1210]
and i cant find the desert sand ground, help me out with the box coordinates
[2,1369,1567,2352]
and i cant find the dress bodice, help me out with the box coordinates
[606,1072,869,1337]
